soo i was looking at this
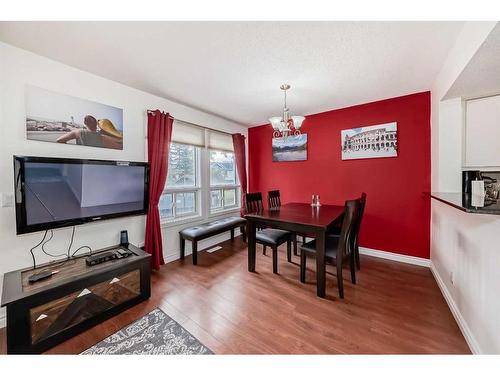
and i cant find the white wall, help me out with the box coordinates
[431,200,500,353]
[0,42,247,325]
[430,21,500,353]
[464,95,500,168]
[431,21,497,191]
[436,97,463,192]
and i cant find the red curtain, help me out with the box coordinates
[145,110,173,270]
[232,133,247,216]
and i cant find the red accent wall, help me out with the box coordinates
[248,92,431,259]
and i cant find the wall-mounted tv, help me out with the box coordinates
[14,156,149,234]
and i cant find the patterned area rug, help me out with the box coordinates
[81,308,213,355]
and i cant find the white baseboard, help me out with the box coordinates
[430,262,480,354]
[164,252,182,264]
[359,247,430,267]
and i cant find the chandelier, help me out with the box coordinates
[269,84,305,139]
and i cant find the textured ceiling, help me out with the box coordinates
[445,23,500,100]
[0,21,464,125]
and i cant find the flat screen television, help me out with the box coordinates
[14,156,149,234]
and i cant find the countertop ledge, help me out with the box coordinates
[430,192,500,215]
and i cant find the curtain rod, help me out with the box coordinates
[146,109,235,136]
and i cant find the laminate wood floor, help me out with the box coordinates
[0,237,470,354]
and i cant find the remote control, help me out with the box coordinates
[28,270,59,283]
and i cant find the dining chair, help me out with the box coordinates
[327,192,366,270]
[267,190,281,209]
[246,192,264,213]
[351,193,366,270]
[267,190,298,256]
[299,199,359,298]
[245,192,294,274]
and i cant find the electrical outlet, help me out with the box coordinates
[450,271,455,285]
[1,193,14,207]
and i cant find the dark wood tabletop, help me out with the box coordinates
[245,202,345,229]
[245,202,345,298]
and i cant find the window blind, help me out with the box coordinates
[207,130,234,152]
[171,120,205,147]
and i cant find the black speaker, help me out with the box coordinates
[120,230,129,247]
[462,170,481,194]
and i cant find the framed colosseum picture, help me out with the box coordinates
[341,122,398,160]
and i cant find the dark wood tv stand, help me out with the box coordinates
[1,244,151,354]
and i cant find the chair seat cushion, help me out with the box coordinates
[180,216,246,240]
[256,228,290,245]
[300,237,339,259]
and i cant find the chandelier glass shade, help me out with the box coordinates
[269,84,305,138]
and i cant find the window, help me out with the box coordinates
[156,124,241,225]
[159,143,200,221]
[209,150,239,213]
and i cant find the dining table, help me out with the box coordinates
[245,202,345,298]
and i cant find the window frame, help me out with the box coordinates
[160,142,201,224]
[208,148,240,214]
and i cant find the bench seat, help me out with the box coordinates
[179,216,246,265]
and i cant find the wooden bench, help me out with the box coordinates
[179,216,247,265]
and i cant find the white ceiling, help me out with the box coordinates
[0,21,464,126]
[445,23,500,100]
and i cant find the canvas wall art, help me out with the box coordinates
[272,134,307,162]
[341,122,397,160]
[25,85,124,150]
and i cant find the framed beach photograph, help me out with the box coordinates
[341,122,397,160]
[272,134,307,162]
[25,85,124,150]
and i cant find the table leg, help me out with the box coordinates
[247,219,256,272]
[315,230,326,298]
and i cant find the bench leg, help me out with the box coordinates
[287,240,292,263]
[272,246,278,274]
[192,241,198,265]
[180,236,185,259]
[230,228,235,241]
[263,245,267,255]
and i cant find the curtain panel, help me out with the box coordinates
[232,133,247,216]
[144,110,173,270]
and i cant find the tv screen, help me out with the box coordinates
[14,156,149,234]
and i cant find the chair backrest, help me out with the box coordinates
[267,190,281,209]
[352,192,367,249]
[337,199,360,264]
[245,192,264,214]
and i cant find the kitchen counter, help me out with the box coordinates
[430,192,500,215]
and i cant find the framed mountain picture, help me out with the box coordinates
[272,134,307,162]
